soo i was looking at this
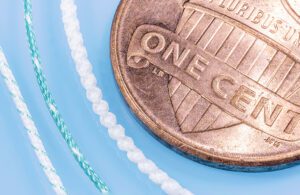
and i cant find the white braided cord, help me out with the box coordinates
[0,48,67,195]
[60,1,193,194]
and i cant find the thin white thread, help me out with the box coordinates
[0,48,67,195]
[60,1,193,194]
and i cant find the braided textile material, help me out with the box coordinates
[60,0,193,194]
[0,48,67,195]
[24,0,109,193]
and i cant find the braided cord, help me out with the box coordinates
[23,0,109,193]
[0,48,67,195]
[60,0,193,194]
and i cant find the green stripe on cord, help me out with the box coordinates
[24,0,109,193]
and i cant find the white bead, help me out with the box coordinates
[77,44,87,55]
[108,125,125,140]
[80,74,97,89]
[180,189,194,195]
[86,87,102,102]
[127,149,145,163]
[162,179,181,195]
[117,136,135,151]
[100,112,117,128]
[92,100,109,116]
[138,160,157,174]
[76,61,92,74]
[149,170,169,184]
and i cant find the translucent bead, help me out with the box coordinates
[80,74,96,89]
[108,124,125,140]
[100,112,117,128]
[117,137,135,151]
[76,61,92,75]
[87,87,102,102]
[162,179,181,195]
[149,170,169,184]
[127,149,145,163]
[93,100,109,116]
[138,160,157,174]
[75,47,88,60]
[181,189,194,195]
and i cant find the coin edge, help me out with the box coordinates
[110,0,300,171]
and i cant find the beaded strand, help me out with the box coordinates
[60,0,193,194]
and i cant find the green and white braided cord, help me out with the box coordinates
[24,0,109,193]
[0,47,67,195]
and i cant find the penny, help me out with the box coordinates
[111,0,300,171]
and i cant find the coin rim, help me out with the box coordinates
[281,0,300,23]
[110,0,300,170]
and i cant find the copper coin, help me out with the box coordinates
[111,0,300,171]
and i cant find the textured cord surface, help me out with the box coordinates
[24,0,109,193]
[60,0,193,194]
[0,48,67,195]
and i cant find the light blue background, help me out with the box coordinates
[0,0,299,194]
